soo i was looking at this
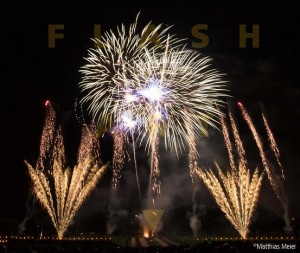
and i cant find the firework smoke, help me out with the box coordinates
[18,194,36,235]
[131,130,143,209]
[106,206,128,235]
[187,186,205,237]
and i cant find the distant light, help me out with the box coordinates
[144,231,149,238]
[237,101,243,107]
[45,100,50,107]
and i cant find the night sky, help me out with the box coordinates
[1,2,299,236]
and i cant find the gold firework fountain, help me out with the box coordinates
[25,102,108,239]
[238,102,291,231]
[196,163,263,239]
[195,108,264,239]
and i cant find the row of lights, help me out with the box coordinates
[0,236,112,241]
[64,237,112,241]
[0,240,8,244]
[200,236,295,241]
[1,236,295,241]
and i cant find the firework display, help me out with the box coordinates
[196,102,291,238]
[196,109,264,239]
[36,101,56,171]
[196,163,263,239]
[18,13,292,242]
[238,102,291,231]
[262,113,285,179]
[25,102,108,239]
[79,15,227,200]
[112,129,126,190]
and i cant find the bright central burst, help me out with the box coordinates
[79,15,227,153]
[138,78,168,102]
[79,14,228,202]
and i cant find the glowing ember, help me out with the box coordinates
[143,230,149,238]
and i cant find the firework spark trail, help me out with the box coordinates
[26,112,108,239]
[112,129,126,190]
[90,122,101,163]
[78,122,101,166]
[229,110,247,168]
[149,124,160,204]
[186,114,198,182]
[237,102,282,200]
[196,163,264,239]
[239,103,292,232]
[131,130,143,209]
[77,124,93,165]
[20,101,56,234]
[197,105,266,238]
[36,101,56,171]
[262,113,285,179]
[74,98,86,125]
[219,112,236,172]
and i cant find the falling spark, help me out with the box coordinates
[229,111,247,168]
[197,105,267,238]
[262,113,285,179]
[112,129,126,190]
[26,111,108,239]
[196,163,264,239]
[186,114,198,182]
[131,130,143,208]
[238,102,290,231]
[36,101,56,171]
[149,125,160,203]
[238,102,281,199]
[78,125,92,165]
[219,112,236,172]
[74,98,86,125]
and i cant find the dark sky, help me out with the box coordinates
[1,2,299,235]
